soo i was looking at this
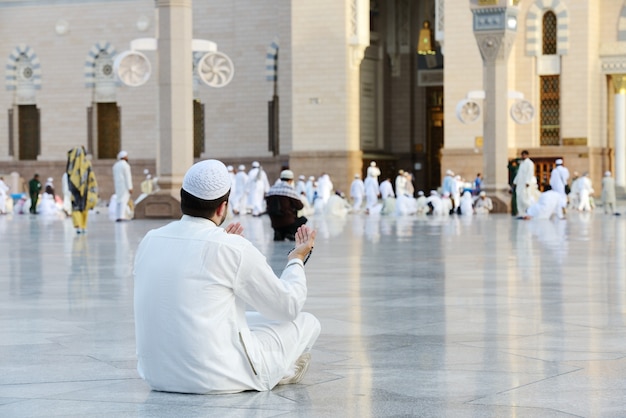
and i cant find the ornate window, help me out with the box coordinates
[542,11,557,55]
[540,75,560,146]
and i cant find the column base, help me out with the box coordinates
[134,191,182,219]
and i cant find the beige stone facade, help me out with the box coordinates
[0,0,625,204]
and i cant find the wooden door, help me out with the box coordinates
[193,100,204,158]
[97,103,120,159]
[18,105,39,160]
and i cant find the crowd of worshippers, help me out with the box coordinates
[511,150,619,220]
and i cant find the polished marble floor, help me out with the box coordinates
[1,209,626,417]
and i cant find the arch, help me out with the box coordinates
[618,1,626,41]
[5,44,41,91]
[84,41,116,88]
[265,37,279,82]
[525,0,569,56]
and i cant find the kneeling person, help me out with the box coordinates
[134,160,320,394]
[266,170,308,241]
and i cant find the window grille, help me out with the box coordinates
[542,11,557,55]
[540,75,560,146]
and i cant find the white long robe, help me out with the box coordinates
[526,190,564,220]
[364,176,379,211]
[601,176,616,213]
[513,158,535,215]
[233,171,248,214]
[459,191,474,215]
[350,178,364,211]
[0,179,8,214]
[246,168,270,215]
[549,165,570,208]
[134,216,320,394]
[112,159,133,220]
[577,176,593,212]
[379,180,395,200]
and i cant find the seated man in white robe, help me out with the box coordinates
[474,191,493,214]
[522,189,565,220]
[415,191,428,215]
[134,160,320,394]
[426,191,444,216]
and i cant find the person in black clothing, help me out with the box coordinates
[28,173,42,214]
[266,170,307,241]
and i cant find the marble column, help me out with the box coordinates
[135,0,193,218]
[157,0,193,196]
[612,74,626,190]
[470,1,519,211]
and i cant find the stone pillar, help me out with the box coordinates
[136,0,193,218]
[469,1,519,210]
[613,74,626,191]
[289,0,368,195]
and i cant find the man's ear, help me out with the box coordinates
[217,200,228,217]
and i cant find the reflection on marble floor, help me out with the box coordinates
[1,210,625,417]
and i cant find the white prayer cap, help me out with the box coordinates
[143,169,150,175]
[605,171,611,177]
[309,176,315,180]
[299,175,306,180]
[227,165,234,172]
[480,191,486,197]
[117,150,128,160]
[238,164,245,171]
[182,159,231,200]
[555,159,563,165]
[46,177,53,183]
[370,161,377,166]
[280,169,294,180]
[418,191,424,196]
[354,173,361,178]
[252,161,260,168]
[430,190,438,196]
[147,174,152,179]
[446,169,454,176]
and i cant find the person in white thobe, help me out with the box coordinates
[601,171,617,214]
[246,162,270,216]
[523,189,564,220]
[512,150,535,216]
[364,174,380,214]
[426,191,444,216]
[474,191,493,214]
[112,150,133,221]
[350,174,365,212]
[415,191,428,215]
[134,160,320,394]
[305,176,315,205]
[367,161,381,182]
[232,165,248,215]
[0,176,9,214]
[549,159,570,209]
[317,173,334,204]
[379,178,395,200]
[295,175,307,197]
[395,170,407,196]
[577,172,594,212]
[459,191,474,215]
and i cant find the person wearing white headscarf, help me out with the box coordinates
[577,172,594,212]
[316,173,334,204]
[366,161,380,181]
[39,177,60,216]
[134,159,320,394]
[295,175,307,197]
[112,150,133,221]
[350,173,365,212]
[601,171,617,214]
[522,189,564,220]
[459,191,474,215]
[549,159,570,210]
[395,170,407,196]
[246,161,270,216]
[441,192,453,215]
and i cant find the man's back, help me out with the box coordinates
[134,216,308,394]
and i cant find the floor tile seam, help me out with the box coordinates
[465,399,586,418]
[0,377,140,389]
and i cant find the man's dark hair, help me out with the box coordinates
[521,150,529,156]
[180,188,230,219]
